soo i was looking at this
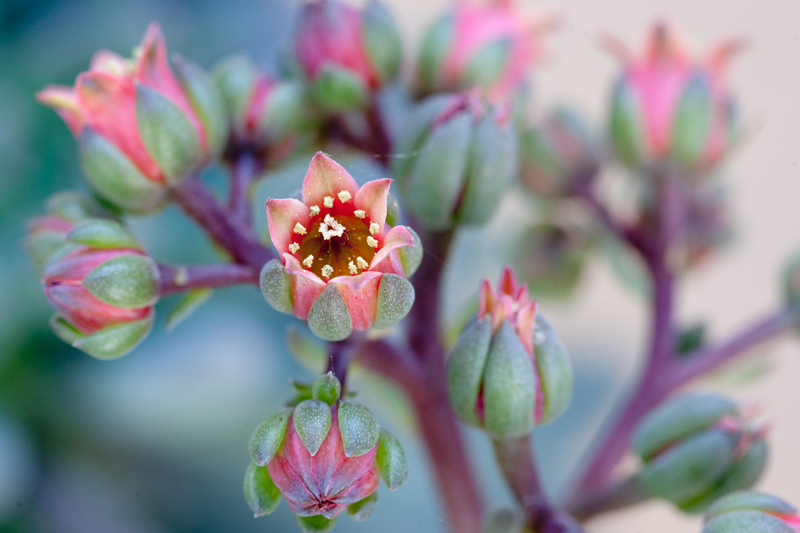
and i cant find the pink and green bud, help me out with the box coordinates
[633,392,769,513]
[37,23,228,212]
[418,0,552,102]
[392,92,518,230]
[245,374,407,528]
[447,267,573,438]
[25,192,112,270]
[519,107,598,198]
[293,0,401,112]
[213,55,306,162]
[262,152,418,341]
[607,23,741,174]
[42,219,159,359]
[703,491,800,533]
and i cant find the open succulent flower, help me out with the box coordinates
[447,267,573,438]
[262,152,421,341]
[633,392,769,513]
[245,373,407,531]
[418,0,552,102]
[607,23,741,174]
[37,23,227,211]
[703,491,800,533]
[41,219,160,360]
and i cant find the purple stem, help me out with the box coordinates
[228,151,261,230]
[171,177,273,271]
[568,475,646,522]
[158,263,258,295]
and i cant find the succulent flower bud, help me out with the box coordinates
[262,152,418,340]
[607,23,741,175]
[392,92,518,230]
[37,23,228,212]
[41,219,159,359]
[447,267,573,438]
[633,392,769,513]
[293,0,401,112]
[25,192,112,270]
[246,374,407,526]
[518,108,598,198]
[213,55,306,163]
[703,491,800,533]
[418,0,551,102]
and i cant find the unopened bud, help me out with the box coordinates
[703,491,800,533]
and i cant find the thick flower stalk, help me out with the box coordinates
[447,267,573,438]
[293,0,401,112]
[633,392,768,513]
[37,23,227,211]
[418,0,551,102]
[703,491,800,533]
[608,23,741,174]
[41,219,160,360]
[261,152,420,341]
[245,373,407,532]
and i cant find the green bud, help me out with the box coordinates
[136,84,202,183]
[391,94,452,187]
[397,227,423,278]
[293,399,332,456]
[309,65,368,113]
[704,492,799,533]
[80,127,167,213]
[704,510,797,533]
[258,80,306,143]
[311,372,342,406]
[296,515,337,533]
[173,55,229,159]
[249,408,292,466]
[671,71,713,168]
[462,39,510,89]
[706,491,797,518]
[417,14,454,91]
[348,492,378,521]
[376,429,407,490]
[51,313,154,360]
[373,274,415,329]
[66,219,142,250]
[533,314,574,424]
[308,284,353,341]
[260,259,293,315]
[338,401,380,458]
[447,318,493,427]
[609,76,646,168]
[361,1,402,84]
[83,255,159,309]
[243,462,282,517]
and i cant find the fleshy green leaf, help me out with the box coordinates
[347,491,378,521]
[71,314,154,360]
[243,462,282,516]
[173,55,229,159]
[66,219,142,250]
[376,429,407,490]
[311,372,342,406]
[461,39,510,89]
[446,318,493,427]
[609,76,646,167]
[249,408,292,465]
[308,284,353,341]
[361,1,401,83]
[296,515,337,533]
[260,259,293,315]
[397,227,423,278]
[532,314,574,425]
[165,288,213,332]
[671,71,713,167]
[338,402,380,457]
[373,274,415,329]
[83,255,159,309]
[309,65,367,112]
[293,400,332,456]
[417,14,453,90]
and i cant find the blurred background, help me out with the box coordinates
[2,0,800,532]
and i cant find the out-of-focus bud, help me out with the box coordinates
[213,56,306,163]
[262,152,418,341]
[703,491,800,533]
[41,219,159,359]
[392,92,518,230]
[607,23,741,175]
[513,220,590,298]
[447,267,573,438]
[25,192,113,270]
[37,23,228,212]
[518,108,598,198]
[292,0,401,112]
[633,392,768,513]
[246,374,407,528]
[418,0,551,102]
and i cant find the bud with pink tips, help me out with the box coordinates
[37,23,228,212]
[418,0,552,102]
[607,23,742,175]
[293,0,402,112]
[261,152,421,341]
[703,491,800,533]
[447,266,573,438]
[41,219,160,360]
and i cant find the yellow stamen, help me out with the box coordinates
[367,236,379,248]
[309,205,320,216]
[293,222,307,235]
[338,190,352,203]
[323,196,334,208]
[369,222,379,235]
[303,255,314,268]
[321,264,333,278]
[319,214,346,240]
[289,243,300,253]
[357,256,369,270]
[354,210,366,219]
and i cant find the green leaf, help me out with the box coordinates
[311,372,342,406]
[309,65,367,113]
[361,1,401,83]
[260,259,293,315]
[293,400,332,456]
[243,462,282,516]
[446,318,493,427]
[704,510,797,533]
[397,227,423,278]
[213,55,256,130]
[308,284,353,341]
[671,71,713,167]
[83,255,159,309]
[296,515,337,533]
[376,429,407,490]
[373,274,415,329]
[136,84,202,183]
[609,76,646,167]
[173,55,229,159]
[66,219,142,250]
[461,39,510,89]
[72,314,154,360]
[417,14,453,90]
[532,314,574,425]
[347,491,378,521]
[165,288,213,332]
[338,402,380,457]
[706,491,797,518]
[249,408,292,465]
[390,94,452,189]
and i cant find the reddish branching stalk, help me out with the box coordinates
[228,151,261,230]
[567,475,647,522]
[158,263,258,295]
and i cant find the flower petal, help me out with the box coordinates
[478,277,495,321]
[329,272,382,331]
[283,253,326,320]
[36,86,86,136]
[516,299,538,355]
[353,178,392,233]
[301,152,359,207]
[266,198,310,255]
[89,50,128,73]
[368,225,414,270]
